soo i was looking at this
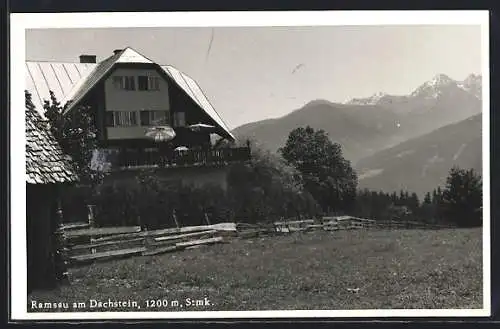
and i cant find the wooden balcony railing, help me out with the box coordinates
[115,147,251,169]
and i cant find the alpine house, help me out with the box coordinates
[26,47,251,188]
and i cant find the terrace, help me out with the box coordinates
[111,146,251,170]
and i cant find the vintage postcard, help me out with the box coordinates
[10,10,490,320]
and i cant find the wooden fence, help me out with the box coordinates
[60,222,237,266]
[59,216,454,266]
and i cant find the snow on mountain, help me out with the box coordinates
[344,73,482,105]
[457,73,482,100]
[347,92,388,105]
[409,73,456,99]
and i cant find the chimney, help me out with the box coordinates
[113,49,123,55]
[79,55,97,63]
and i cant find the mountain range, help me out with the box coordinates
[355,114,482,197]
[232,73,483,196]
[346,73,482,106]
[233,73,482,163]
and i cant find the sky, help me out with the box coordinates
[26,25,483,129]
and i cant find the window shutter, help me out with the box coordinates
[118,111,126,126]
[129,76,136,90]
[130,111,138,125]
[149,77,160,91]
[112,76,123,90]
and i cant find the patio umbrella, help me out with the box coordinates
[144,125,176,143]
[175,146,189,152]
[188,123,216,133]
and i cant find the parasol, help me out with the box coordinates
[144,125,176,143]
[175,146,189,152]
[188,123,216,133]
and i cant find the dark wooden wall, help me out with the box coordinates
[26,184,58,292]
[168,78,218,128]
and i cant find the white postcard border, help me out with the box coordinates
[10,10,491,320]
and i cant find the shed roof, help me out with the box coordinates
[25,92,79,184]
[26,47,235,140]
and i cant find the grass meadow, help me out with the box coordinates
[28,228,482,312]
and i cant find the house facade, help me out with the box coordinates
[26,47,250,186]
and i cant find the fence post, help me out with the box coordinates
[87,204,95,228]
[54,197,69,284]
[88,204,96,253]
[173,209,180,229]
[204,212,211,226]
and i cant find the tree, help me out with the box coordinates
[227,147,321,223]
[390,191,398,204]
[417,191,434,223]
[407,192,420,212]
[433,187,443,204]
[41,90,103,186]
[440,166,482,227]
[397,190,407,206]
[423,192,432,204]
[279,126,357,214]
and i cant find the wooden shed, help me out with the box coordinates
[25,93,79,292]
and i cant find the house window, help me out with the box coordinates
[124,77,136,90]
[173,112,186,127]
[112,76,135,90]
[138,76,148,91]
[140,110,169,126]
[105,111,138,127]
[138,76,160,91]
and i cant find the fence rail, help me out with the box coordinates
[60,216,455,266]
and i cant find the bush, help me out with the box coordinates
[227,148,321,223]
[90,173,236,229]
[93,181,142,228]
[83,149,320,229]
[65,144,323,229]
[60,184,93,223]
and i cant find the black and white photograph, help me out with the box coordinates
[10,11,490,320]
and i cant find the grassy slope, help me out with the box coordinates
[356,114,482,197]
[28,228,482,311]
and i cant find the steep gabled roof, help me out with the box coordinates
[25,47,235,140]
[25,93,79,185]
[62,47,154,113]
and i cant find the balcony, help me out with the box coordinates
[113,147,251,170]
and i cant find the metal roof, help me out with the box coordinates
[25,92,79,185]
[162,65,235,140]
[25,61,97,113]
[25,47,234,140]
